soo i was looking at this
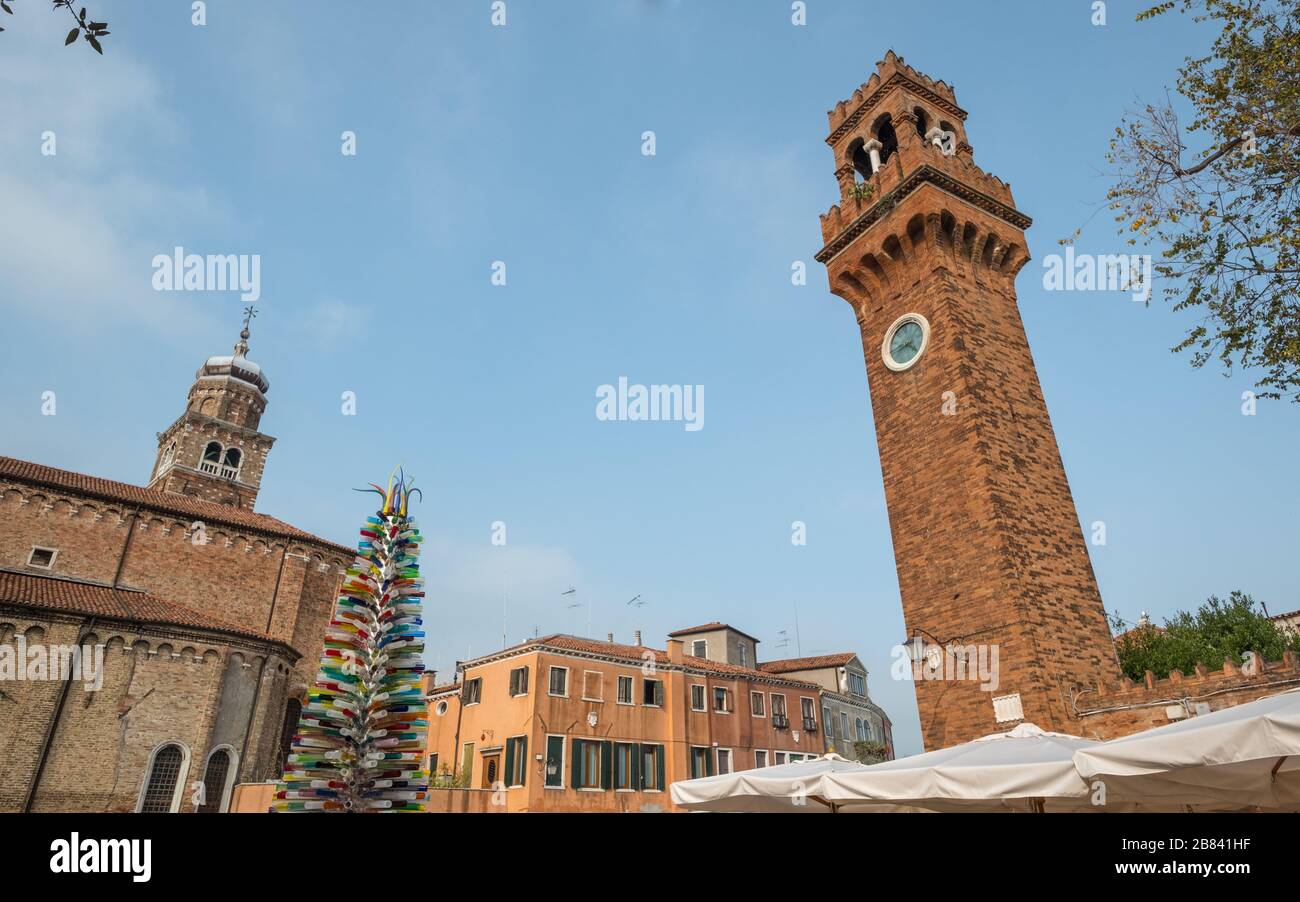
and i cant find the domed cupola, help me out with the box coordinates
[196,321,270,395]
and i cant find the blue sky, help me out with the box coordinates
[1,1,1296,756]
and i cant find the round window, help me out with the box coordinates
[436,700,448,716]
[881,313,931,371]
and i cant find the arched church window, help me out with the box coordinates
[203,442,223,462]
[197,747,234,813]
[160,443,175,469]
[913,107,929,140]
[222,448,242,470]
[200,397,219,416]
[138,743,187,812]
[276,698,303,778]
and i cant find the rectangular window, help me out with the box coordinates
[689,746,712,779]
[774,751,787,765]
[771,693,788,727]
[841,712,851,742]
[716,749,732,774]
[712,686,730,713]
[505,735,528,787]
[692,639,707,657]
[573,739,610,790]
[690,684,706,711]
[548,666,568,697]
[508,666,529,697]
[755,749,768,768]
[27,547,57,569]
[617,675,634,705]
[802,697,816,731]
[849,672,866,696]
[642,679,664,707]
[750,691,765,717]
[582,670,603,702]
[544,735,565,788]
[640,744,665,791]
[613,742,638,791]
[462,678,482,705]
[427,753,439,775]
[738,642,749,667]
[824,704,835,738]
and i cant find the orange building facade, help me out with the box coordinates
[424,624,893,812]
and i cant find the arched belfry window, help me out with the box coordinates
[137,742,189,813]
[203,441,222,462]
[873,114,898,166]
[847,137,873,182]
[913,107,929,140]
[222,448,242,470]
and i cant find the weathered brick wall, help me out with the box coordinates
[0,479,348,672]
[1074,651,1300,739]
[0,612,294,812]
[0,477,350,808]
[818,58,1121,750]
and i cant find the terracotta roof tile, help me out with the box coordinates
[0,569,287,647]
[667,621,760,642]
[0,455,352,555]
[485,634,818,688]
[759,653,857,673]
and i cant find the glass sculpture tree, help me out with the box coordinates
[275,472,429,812]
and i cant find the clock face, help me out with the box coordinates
[889,321,924,366]
[881,314,930,372]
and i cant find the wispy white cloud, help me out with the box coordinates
[0,10,220,332]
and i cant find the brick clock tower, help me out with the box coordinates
[147,308,275,509]
[814,53,1120,749]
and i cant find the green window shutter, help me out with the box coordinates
[628,743,640,791]
[521,667,529,694]
[656,745,665,791]
[706,748,715,777]
[546,736,564,788]
[572,739,582,788]
[504,738,516,786]
[601,741,613,790]
[519,736,527,786]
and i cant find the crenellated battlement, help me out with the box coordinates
[827,50,966,146]
[1073,651,1300,739]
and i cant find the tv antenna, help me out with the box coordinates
[626,594,645,608]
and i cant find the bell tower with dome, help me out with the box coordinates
[147,306,276,509]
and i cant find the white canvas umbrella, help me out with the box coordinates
[670,753,877,812]
[1073,686,1300,810]
[821,722,1201,812]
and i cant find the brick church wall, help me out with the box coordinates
[0,613,295,812]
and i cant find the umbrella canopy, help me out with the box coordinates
[821,723,1105,812]
[1073,687,1300,810]
[669,753,876,812]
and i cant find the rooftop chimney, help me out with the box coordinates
[607,632,615,643]
[634,630,642,646]
[667,637,684,664]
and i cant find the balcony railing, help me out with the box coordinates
[772,714,789,730]
[803,717,818,732]
[199,461,240,480]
